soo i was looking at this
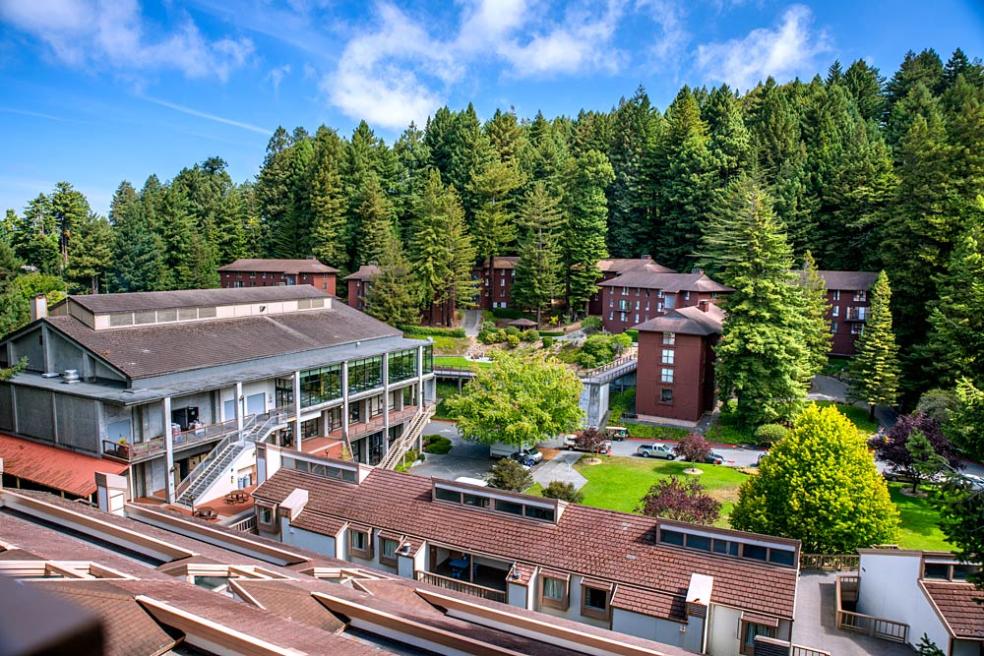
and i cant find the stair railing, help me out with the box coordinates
[174,414,257,504]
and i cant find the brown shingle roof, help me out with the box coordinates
[922,580,984,639]
[813,270,879,291]
[253,468,798,620]
[635,304,725,336]
[218,258,338,274]
[598,270,732,293]
[46,302,400,379]
[492,256,519,270]
[234,579,347,633]
[611,584,688,621]
[63,285,328,314]
[0,433,128,497]
[343,265,382,281]
[597,258,672,274]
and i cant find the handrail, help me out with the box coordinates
[175,414,256,501]
[835,575,908,643]
[414,570,507,604]
[103,417,242,462]
[800,553,859,572]
[581,354,638,379]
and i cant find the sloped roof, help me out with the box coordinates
[597,257,672,274]
[218,258,338,274]
[921,580,984,639]
[491,256,519,270]
[0,433,127,497]
[598,270,732,293]
[343,265,382,281]
[635,304,725,336]
[63,285,328,314]
[44,302,400,379]
[813,270,879,291]
[253,467,799,620]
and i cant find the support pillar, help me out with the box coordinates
[235,381,244,436]
[292,371,302,451]
[382,354,390,455]
[163,396,174,503]
[341,361,350,452]
[416,346,425,411]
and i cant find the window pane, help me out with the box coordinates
[382,539,397,558]
[585,587,608,610]
[712,539,729,554]
[463,494,489,508]
[924,563,950,579]
[769,549,795,566]
[543,577,565,600]
[435,488,461,503]
[660,530,684,546]
[686,534,711,551]
[742,544,768,561]
[524,505,555,522]
[495,499,523,515]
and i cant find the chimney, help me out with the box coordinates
[30,294,48,321]
[698,300,709,313]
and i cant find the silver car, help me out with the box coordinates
[636,443,676,459]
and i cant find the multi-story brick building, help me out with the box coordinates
[219,258,337,295]
[343,265,381,312]
[597,270,732,333]
[588,257,671,315]
[475,256,518,310]
[634,301,723,423]
[811,271,878,356]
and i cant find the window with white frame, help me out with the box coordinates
[661,368,674,384]
[832,289,840,301]
[831,305,839,317]
[664,332,675,346]
[662,349,674,365]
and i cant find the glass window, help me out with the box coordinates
[109,312,133,327]
[422,345,433,374]
[741,622,775,655]
[275,377,294,409]
[742,544,768,561]
[258,506,273,524]
[300,364,341,407]
[769,549,796,566]
[381,538,398,562]
[832,290,840,301]
[660,388,673,403]
[661,368,674,384]
[712,539,730,554]
[661,349,675,364]
[367,395,384,418]
[495,499,523,515]
[584,586,608,611]
[134,310,156,324]
[435,488,461,503]
[198,306,217,318]
[524,505,555,522]
[831,305,839,317]
[463,494,489,508]
[349,530,368,553]
[388,349,418,383]
[347,357,383,394]
[924,563,950,579]
[660,530,684,546]
[156,309,177,322]
[686,534,711,551]
[952,565,980,580]
[543,577,566,601]
[663,332,675,346]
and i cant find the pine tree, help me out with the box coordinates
[521,111,570,197]
[66,212,112,293]
[485,109,526,165]
[512,183,562,324]
[704,85,753,186]
[49,181,90,276]
[924,205,984,387]
[364,231,421,326]
[843,59,885,121]
[392,123,432,241]
[561,150,613,316]
[109,181,169,292]
[308,126,348,267]
[698,176,810,425]
[468,159,523,285]
[848,271,901,417]
[798,251,832,378]
[355,175,396,268]
[12,193,59,274]
[886,49,944,111]
[157,185,199,289]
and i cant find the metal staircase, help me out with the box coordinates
[378,404,435,470]
[174,410,290,508]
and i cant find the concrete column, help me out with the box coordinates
[235,381,244,435]
[382,354,390,454]
[341,361,349,444]
[40,324,54,373]
[163,396,174,503]
[292,371,302,451]
[416,346,425,410]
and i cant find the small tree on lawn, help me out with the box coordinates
[638,476,721,525]
[575,427,608,452]
[487,458,533,492]
[916,634,946,656]
[848,271,901,418]
[676,433,711,463]
[731,404,899,553]
[542,480,583,503]
[447,351,583,450]
[868,414,959,492]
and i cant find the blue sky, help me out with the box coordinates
[1,0,982,216]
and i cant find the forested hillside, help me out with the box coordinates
[1,48,982,399]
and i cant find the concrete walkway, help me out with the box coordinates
[461,309,483,337]
[808,375,897,429]
[792,573,914,656]
[532,451,587,489]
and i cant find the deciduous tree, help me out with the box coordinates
[639,476,721,525]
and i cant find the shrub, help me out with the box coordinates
[505,325,520,337]
[581,316,602,334]
[488,458,533,491]
[915,389,958,426]
[575,334,616,368]
[479,330,498,344]
[506,334,520,348]
[625,328,639,343]
[491,307,526,320]
[538,330,564,337]
[521,328,539,342]
[612,333,632,354]
[754,424,789,445]
[676,433,712,462]
[575,428,608,452]
[541,335,555,349]
[542,481,583,503]
[400,325,466,338]
[638,476,720,524]
[423,435,452,455]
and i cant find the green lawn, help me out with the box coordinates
[705,401,880,445]
[433,355,490,370]
[888,483,952,551]
[427,335,471,354]
[815,401,880,434]
[567,455,951,550]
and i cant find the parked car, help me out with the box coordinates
[704,451,725,465]
[636,443,676,460]
[754,451,769,467]
[605,426,629,441]
[562,434,612,454]
[510,448,544,467]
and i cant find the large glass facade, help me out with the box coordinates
[388,349,418,383]
[347,356,383,394]
[422,344,433,374]
[275,377,293,409]
[300,364,341,408]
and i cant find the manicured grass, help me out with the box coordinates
[815,401,880,434]
[427,335,471,354]
[888,483,952,551]
[433,355,490,370]
[705,409,757,445]
[574,455,750,528]
[525,483,544,496]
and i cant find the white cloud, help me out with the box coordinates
[267,64,292,95]
[695,4,831,90]
[635,0,689,66]
[0,0,254,81]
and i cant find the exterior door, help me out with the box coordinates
[246,393,265,416]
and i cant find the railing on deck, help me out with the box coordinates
[415,570,507,604]
[753,636,831,656]
[227,515,257,534]
[174,415,257,502]
[800,553,859,572]
[102,417,243,462]
[835,575,908,643]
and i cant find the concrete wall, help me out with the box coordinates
[952,639,979,656]
[857,552,950,651]
[282,522,337,558]
[10,328,44,372]
[706,604,741,656]
[507,583,530,609]
[612,609,703,653]
[579,381,610,428]
[172,391,216,426]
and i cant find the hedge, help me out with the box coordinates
[399,325,466,338]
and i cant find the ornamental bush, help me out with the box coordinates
[676,433,712,462]
[754,423,789,445]
[542,481,583,503]
[581,315,602,334]
[731,404,899,553]
[638,476,721,525]
[488,457,533,491]
[521,328,539,342]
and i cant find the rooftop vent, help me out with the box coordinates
[62,369,80,384]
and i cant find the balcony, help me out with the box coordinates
[327,406,419,442]
[102,417,241,463]
[835,575,909,644]
[415,571,507,604]
[845,307,868,322]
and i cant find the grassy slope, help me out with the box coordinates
[433,355,491,370]
[571,456,950,549]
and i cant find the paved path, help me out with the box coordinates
[461,309,483,337]
[808,375,849,402]
[531,451,587,489]
[792,573,913,656]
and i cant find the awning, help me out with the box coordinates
[0,433,127,498]
[742,612,780,628]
